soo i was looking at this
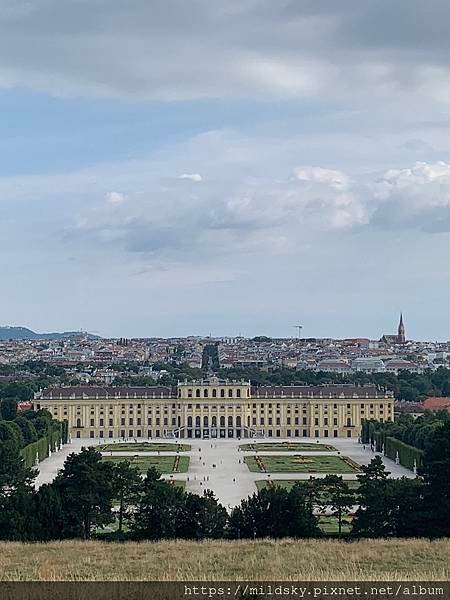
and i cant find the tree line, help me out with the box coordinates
[0,421,449,541]
[2,360,450,402]
[112,364,450,403]
[363,410,450,451]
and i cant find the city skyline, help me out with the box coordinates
[1,1,450,339]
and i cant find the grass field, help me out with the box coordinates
[256,479,360,499]
[102,455,190,473]
[240,442,336,452]
[245,454,360,473]
[97,442,191,452]
[0,539,447,581]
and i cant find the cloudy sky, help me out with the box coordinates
[1,0,450,339]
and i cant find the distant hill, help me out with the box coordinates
[0,326,100,341]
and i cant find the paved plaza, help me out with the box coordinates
[34,437,414,508]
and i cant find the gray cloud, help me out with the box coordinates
[0,1,449,102]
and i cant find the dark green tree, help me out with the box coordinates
[53,447,116,539]
[111,460,143,534]
[131,471,185,540]
[176,490,228,539]
[227,486,319,539]
[388,478,426,538]
[321,475,355,537]
[419,421,450,537]
[0,421,36,541]
[352,456,392,537]
[14,416,38,445]
[0,398,18,421]
[31,483,66,541]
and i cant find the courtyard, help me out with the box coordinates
[34,436,414,507]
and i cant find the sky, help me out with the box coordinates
[1,0,450,340]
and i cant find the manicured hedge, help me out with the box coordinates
[21,436,49,467]
[20,425,63,468]
[361,419,424,472]
[385,436,424,471]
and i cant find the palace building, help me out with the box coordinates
[33,379,394,441]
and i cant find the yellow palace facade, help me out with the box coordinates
[33,379,393,440]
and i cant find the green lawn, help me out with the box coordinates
[97,442,191,452]
[240,442,336,452]
[318,515,353,535]
[256,479,360,501]
[102,455,190,474]
[245,454,360,474]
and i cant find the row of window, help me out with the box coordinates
[78,428,356,440]
[184,388,249,398]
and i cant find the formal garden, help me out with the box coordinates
[245,454,360,473]
[97,442,191,452]
[102,455,190,473]
[240,442,336,452]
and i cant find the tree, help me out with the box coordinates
[27,410,53,438]
[227,486,320,539]
[419,421,450,537]
[0,398,18,421]
[286,483,322,538]
[322,475,355,537]
[53,447,116,539]
[176,490,228,540]
[111,460,143,534]
[14,416,38,445]
[0,421,32,489]
[388,478,425,538]
[352,456,392,537]
[31,483,66,541]
[0,421,36,541]
[131,472,185,540]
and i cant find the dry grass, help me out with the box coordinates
[0,538,448,581]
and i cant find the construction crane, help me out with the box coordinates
[293,325,303,339]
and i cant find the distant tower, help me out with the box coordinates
[398,313,406,343]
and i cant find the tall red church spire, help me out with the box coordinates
[398,313,405,343]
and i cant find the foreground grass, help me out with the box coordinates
[0,539,448,581]
[102,455,190,473]
[246,454,360,474]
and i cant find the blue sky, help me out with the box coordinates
[1,0,450,340]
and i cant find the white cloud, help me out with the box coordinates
[178,173,203,182]
[293,166,351,191]
[105,191,126,204]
